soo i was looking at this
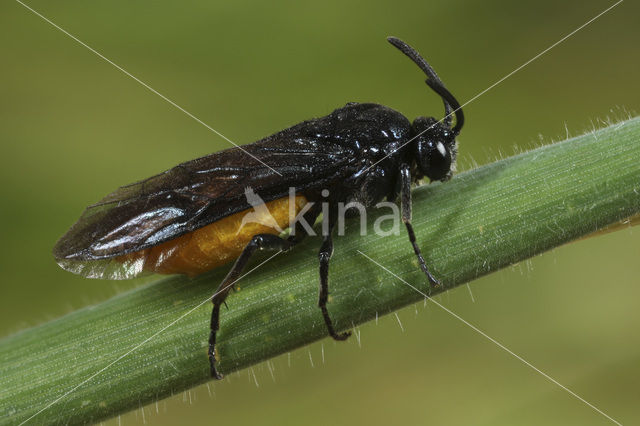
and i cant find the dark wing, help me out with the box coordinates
[53,109,360,278]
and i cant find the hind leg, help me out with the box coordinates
[209,204,322,378]
[209,234,295,379]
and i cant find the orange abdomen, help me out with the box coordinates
[118,195,308,276]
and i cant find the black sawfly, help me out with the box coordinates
[54,37,464,379]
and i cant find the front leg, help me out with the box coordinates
[400,163,440,286]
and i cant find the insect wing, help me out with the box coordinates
[54,120,354,279]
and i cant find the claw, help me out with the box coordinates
[209,353,224,379]
[334,330,351,341]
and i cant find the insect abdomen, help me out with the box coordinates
[117,195,308,276]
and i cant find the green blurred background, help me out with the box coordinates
[1,0,639,424]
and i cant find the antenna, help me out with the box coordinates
[387,36,464,134]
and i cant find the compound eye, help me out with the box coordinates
[416,138,451,182]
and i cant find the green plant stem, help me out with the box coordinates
[2,118,640,425]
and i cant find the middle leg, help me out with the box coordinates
[318,211,351,341]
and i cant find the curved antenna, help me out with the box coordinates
[387,36,464,135]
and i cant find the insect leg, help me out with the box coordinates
[318,211,351,341]
[400,163,440,286]
[209,233,296,379]
[288,201,322,244]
